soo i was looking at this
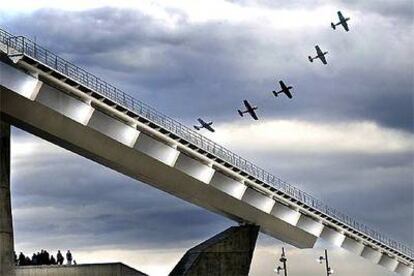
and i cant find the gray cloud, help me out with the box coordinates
[229,0,414,21]
[2,6,412,132]
[1,2,413,274]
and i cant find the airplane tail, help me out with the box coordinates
[308,56,313,63]
[272,91,278,97]
[194,126,200,130]
[331,22,336,30]
[237,110,244,117]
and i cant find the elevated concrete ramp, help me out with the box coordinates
[16,263,148,276]
[170,225,260,276]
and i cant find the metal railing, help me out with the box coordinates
[0,27,412,260]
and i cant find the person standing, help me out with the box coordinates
[50,255,57,265]
[18,252,25,266]
[56,250,64,265]
[66,250,72,265]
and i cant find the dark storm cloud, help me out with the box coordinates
[336,0,414,21]
[229,0,414,21]
[1,6,412,131]
[11,129,233,251]
[1,3,412,273]
[230,144,414,247]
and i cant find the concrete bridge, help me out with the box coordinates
[0,28,412,275]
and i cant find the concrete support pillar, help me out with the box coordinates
[0,120,15,276]
[169,225,260,276]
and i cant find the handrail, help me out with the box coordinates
[0,27,412,260]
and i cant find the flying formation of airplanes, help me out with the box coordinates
[238,100,259,120]
[194,118,215,132]
[331,11,350,32]
[194,11,350,131]
[273,81,293,99]
[308,45,328,65]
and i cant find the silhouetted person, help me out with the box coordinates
[50,255,57,265]
[44,250,50,265]
[31,253,38,265]
[36,252,41,265]
[57,250,64,265]
[66,250,72,265]
[18,252,25,266]
[38,250,44,265]
[25,256,31,266]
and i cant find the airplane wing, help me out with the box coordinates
[319,54,327,65]
[197,118,205,125]
[204,124,215,132]
[284,90,293,99]
[337,11,345,21]
[243,100,258,120]
[243,100,252,110]
[279,81,293,98]
[315,45,323,56]
[342,20,349,31]
[249,109,259,120]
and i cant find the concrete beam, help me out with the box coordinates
[0,60,41,100]
[319,227,345,247]
[241,188,275,213]
[209,172,246,200]
[174,153,214,184]
[87,110,140,148]
[378,254,399,271]
[296,215,324,237]
[35,83,94,126]
[341,236,365,255]
[270,201,301,226]
[0,120,15,276]
[361,246,382,264]
[133,133,179,167]
[394,262,414,276]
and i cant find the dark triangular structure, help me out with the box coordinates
[170,225,260,276]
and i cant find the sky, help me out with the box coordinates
[1,0,413,275]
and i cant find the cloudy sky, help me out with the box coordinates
[1,0,413,275]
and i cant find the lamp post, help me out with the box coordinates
[318,249,334,276]
[275,247,288,276]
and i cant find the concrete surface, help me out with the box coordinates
[0,120,15,276]
[16,263,148,276]
[170,225,260,276]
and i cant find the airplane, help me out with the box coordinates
[331,11,350,32]
[273,80,293,99]
[194,118,215,132]
[238,100,259,120]
[308,45,328,65]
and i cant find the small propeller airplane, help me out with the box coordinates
[331,11,350,32]
[273,80,293,99]
[194,118,215,132]
[238,100,259,120]
[308,45,328,65]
